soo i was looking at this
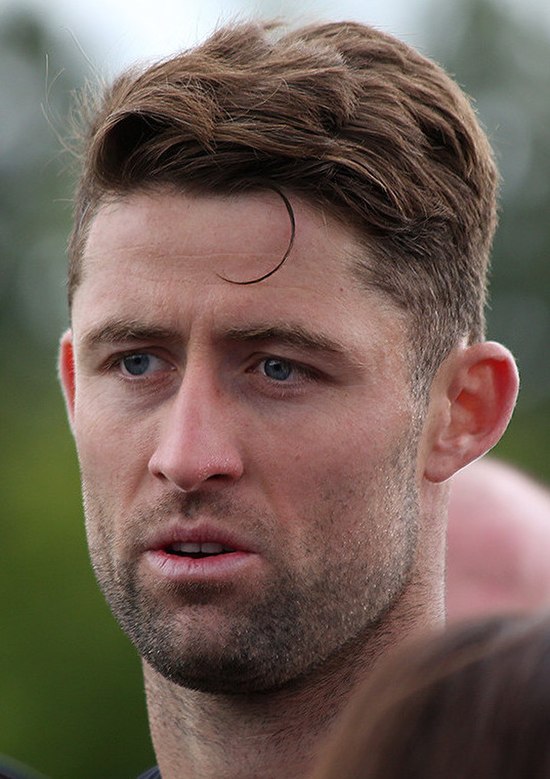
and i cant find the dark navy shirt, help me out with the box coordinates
[0,760,44,779]
[136,768,161,779]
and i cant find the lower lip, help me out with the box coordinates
[144,549,257,582]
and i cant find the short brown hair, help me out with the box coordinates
[313,611,550,779]
[68,20,498,383]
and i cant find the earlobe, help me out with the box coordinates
[424,342,519,484]
[58,329,76,430]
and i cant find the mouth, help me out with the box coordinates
[144,528,258,583]
[164,542,238,559]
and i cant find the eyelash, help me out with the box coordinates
[102,351,322,395]
[253,356,319,382]
[102,351,172,378]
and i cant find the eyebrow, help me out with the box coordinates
[79,319,181,350]
[79,318,351,360]
[221,324,348,356]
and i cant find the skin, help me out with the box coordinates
[59,188,518,779]
[447,457,550,622]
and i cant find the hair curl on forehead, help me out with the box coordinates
[67,19,498,387]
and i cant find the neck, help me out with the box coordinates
[143,577,444,779]
[145,663,352,779]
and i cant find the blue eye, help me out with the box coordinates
[263,358,293,381]
[121,353,154,376]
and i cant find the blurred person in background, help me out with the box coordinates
[447,457,550,622]
[58,18,518,779]
[312,609,550,779]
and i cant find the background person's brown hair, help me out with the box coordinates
[68,20,499,389]
[312,610,550,779]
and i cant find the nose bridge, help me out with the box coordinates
[173,359,222,440]
[148,358,243,491]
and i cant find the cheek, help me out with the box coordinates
[259,403,407,485]
[257,415,400,530]
[257,405,419,550]
[74,399,156,505]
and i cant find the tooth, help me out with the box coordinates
[201,542,224,554]
[171,542,201,553]
[168,541,235,555]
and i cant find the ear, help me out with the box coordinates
[58,329,76,431]
[424,342,519,483]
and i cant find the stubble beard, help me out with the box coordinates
[82,437,420,695]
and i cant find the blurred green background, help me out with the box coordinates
[1,0,549,776]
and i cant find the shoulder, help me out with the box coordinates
[0,759,45,779]
[135,768,161,779]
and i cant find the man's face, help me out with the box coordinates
[64,188,425,693]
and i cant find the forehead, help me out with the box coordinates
[80,188,361,288]
[73,188,403,344]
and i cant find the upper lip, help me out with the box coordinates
[143,522,256,555]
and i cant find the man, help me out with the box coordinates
[447,457,550,622]
[58,20,519,779]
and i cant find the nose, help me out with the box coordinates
[148,369,244,493]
